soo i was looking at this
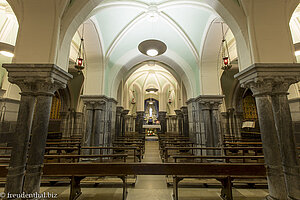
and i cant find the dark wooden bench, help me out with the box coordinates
[44,154,128,163]
[81,146,142,162]
[224,142,262,147]
[172,155,265,163]
[163,147,266,162]
[113,142,145,154]
[0,163,266,200]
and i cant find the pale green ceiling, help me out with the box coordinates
[90,0,217,97]
[95,6,143,52]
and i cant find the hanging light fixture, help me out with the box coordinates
[221,23,232,70]
[75,25,86,73]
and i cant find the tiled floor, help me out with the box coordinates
[0,140,269,199]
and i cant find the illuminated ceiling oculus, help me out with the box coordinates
[138,39,167,57]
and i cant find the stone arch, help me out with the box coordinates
[111,59,190,100]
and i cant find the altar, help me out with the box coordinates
[142,125,161,129]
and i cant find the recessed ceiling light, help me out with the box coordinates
[146,49,158,57]
[0,51,14,57]
[138,40,167,57]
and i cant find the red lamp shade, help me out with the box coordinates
[223,57,229,65]
[77,58,83,66]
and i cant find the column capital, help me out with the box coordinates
[158,111,167,117]
[180,106,188,115]
[3,64,72,96]
[174,109,182,116]
[116,106,124,115]
[234,63,300,96]
[81,95,117,110]
[195,95,224,110]
[122,109,129,116]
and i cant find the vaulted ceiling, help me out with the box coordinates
[90,0,218,97]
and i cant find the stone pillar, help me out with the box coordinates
[115,106,124,138]
[135,111,144,134]
[235,63,300,200]
[121,110,129,136]
[186,99,198,144]
[60,111,70,138]
[211,102,223,147]
[175,110,183,135]
[198,96,223,147]
[5,95,35,194]
[3,64,72,194]
[158,111,167,134]
[81,96,117,153]
[181,107,189,137]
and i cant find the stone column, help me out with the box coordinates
[175,110,183,135]
[181,107,189,137]
[82,101,94,154]
[115,106,123,138]
[135,111,144,134]
[235,63,300,200]
[60,111,70,138]
[81,96,117,153]
[199,102,213,146]
[121,110,129,136]
[3,64,72,194]
[158,111,167,134]
[198,96,224,155]
[211,102,222,147]
[4,95,35,194]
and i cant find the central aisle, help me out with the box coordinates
[127,139,173,200]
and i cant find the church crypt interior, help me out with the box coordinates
[0,0,299,199]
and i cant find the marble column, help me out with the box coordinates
[211,102,222,147]
[3,64,72,194]
[121,110,129,136]
[181,107,189,137]
[175,110,183,135]
[60,111,70,138]
[81,96,117,154]
[235,63,300,200]
[115,106,124,138]
[198,96,224,155]
[158,111,167,134]
[135,111,144,134]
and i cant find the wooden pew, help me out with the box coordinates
[113,141,145,154]
[224,141,262,147]
[172,155,265,163]
[81,146,142,162]
[0,163,266,200]
[163,147,265,163]
[44,154,128,163]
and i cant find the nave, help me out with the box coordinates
[0,139,269,200]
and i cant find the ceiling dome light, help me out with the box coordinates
[146,49,158,57]
[138,39,167,57]
[0,51,14,57]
